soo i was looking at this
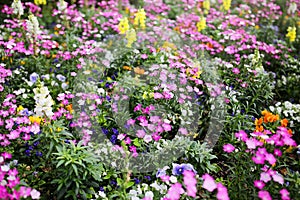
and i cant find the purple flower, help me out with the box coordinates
[29,72,39,83]
[172,163,196,176]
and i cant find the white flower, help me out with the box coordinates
[11,0,24,16]
[27,14,40,35]
[144,191,154,199]
[287,2,297,15]
[33,83,54,118]
[58,0,68,11]
[170,175,177,183]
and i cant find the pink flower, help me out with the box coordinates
[144,135,152,143]
[254,180,265,189]
[232,68,240,74]
[273,149,282,157]
[235,130,248,141]
[136,130,146,138]
[202,174,217,192]
[223,144,235,153]
[280,189,290,200]
[216,183,230,200]
[258,190,272,200]
[167,183,183,200]
[272,173,284,184]
[252,152,265,164]
[260,172,271,183]
[183,170,197,198]
[265,153,276,165]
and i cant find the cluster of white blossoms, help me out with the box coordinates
[33,83,54,118]
[58,0,68,11]
[27,14,40,36]
[270,101,300,127]
[11,0,24,16]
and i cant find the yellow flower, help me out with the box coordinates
[142,91,148,99]
[17,105,24,112]
[203,0,210,11]
[223,0,231,11]
[125,28,137,48]
[197,17,206,32]
[29,116,42,124]
[34,0,46,5]
[134,9,146,29]
[118,17,129,34]
[286,26,297,42]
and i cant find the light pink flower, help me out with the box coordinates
[216,183,230,200]
[183,170,197,198]
[202,174,217,192]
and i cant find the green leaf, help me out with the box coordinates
[72,164,79,177]
[56,160,65,168]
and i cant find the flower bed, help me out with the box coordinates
[0,0,300,199]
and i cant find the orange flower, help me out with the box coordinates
[123,66,132,71]
[255,118,263,126]
[66,104,73,112]
[281,118,288,127]
[256,125,264,132]
[288,129,293,136]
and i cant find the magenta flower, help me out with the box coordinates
[252,152,265,165]
[223,144,235,153]
[232,68,240,74]
[265,153,276,165]
[202,174,217,192]
[258,190,272,200]
[235,130,248,141]
[280,189,290,200]
[254,180,265,189]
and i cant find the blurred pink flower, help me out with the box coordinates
[216,183,230,200]
[258,190,272,200]
[202,174,217,192]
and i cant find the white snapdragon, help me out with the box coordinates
[11,0,24,16]
[58,0,68,11]
[27,14,40,35]
[33,83,54,118]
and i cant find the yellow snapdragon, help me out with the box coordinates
[223,0,231,11]
[197,17,206,32]
[286,26,297,42]
[134,9,146,29]
[125,28,137,48]
[34,0,46,5]
[118,17,129,34]
[203,0,210,11]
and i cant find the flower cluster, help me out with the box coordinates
[33,83,54,118]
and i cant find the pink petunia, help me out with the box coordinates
[183,170,197,198]
[216,183,230,200]
[223,144,235,153]
[167,183,183,200]
[202,174,217,192]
